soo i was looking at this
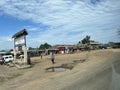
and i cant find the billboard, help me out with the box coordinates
[14,36,25,46]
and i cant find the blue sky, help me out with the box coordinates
[0,0,120,50]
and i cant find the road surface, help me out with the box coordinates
[0,49,120,90]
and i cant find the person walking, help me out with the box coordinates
[51,52,55,64]
[40,52,42,59]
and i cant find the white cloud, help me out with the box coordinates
[0,36,13,50]
[26,26,39,32]
[0,0,120,49]
[0,36,12,42]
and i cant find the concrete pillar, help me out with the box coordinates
[24,46,28,64]
[14,48,17,61]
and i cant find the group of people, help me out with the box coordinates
[40,52,55,64]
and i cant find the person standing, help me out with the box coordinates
[40,52,42,59]
[51,52,55,64]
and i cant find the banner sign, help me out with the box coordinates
[14,36,25,46]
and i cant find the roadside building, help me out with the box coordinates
[53,44,74,54]
[45,49,58,55]
[89,41,103,50]
[0,51,13,56]
[112,42,120,48]
[75,41,103,50]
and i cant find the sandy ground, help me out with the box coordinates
[0,49,120,90]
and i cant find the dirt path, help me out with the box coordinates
[0,49,120,90]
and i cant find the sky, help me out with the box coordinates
[0,0,120,50]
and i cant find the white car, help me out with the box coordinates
[19,54,24,58]
[2,55,13,62]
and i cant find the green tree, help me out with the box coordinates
[108,42,115,47]
[29,47,38,50]
[81,35,91,44]
[39,43,52,50]
[0,50,6,52]
[29,47,34,50]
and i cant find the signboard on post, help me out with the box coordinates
[12,29,28,62]
[14,35,25,47]
[12,29,28,47]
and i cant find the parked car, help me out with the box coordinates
[2,55,13,62]
[19,54,24,58]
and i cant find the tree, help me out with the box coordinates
[29,47,38,50]
[29,47,34,50]
[39,44,44,50]
[78,41,81,44]
[108,42,115,47]
[44,43,51,49]
[0,50,6,52]
[39,43,52,50]
[81,35,91,44]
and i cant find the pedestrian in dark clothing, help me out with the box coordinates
[51,52,55,64]
[27,53,31,65]
[40,53,42,59]
[0,57,5,65]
